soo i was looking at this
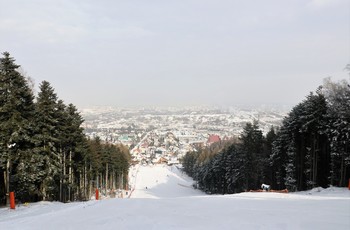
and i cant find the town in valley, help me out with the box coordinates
[81,105,288,165]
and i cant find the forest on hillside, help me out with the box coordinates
[1,51,349,205]
[0,52,130,205]
[183,77,350,194]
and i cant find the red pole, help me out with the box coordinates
[95,188,99,200]
[9,192,15,209]
[348,179,350,190]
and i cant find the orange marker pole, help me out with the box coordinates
[9,192,15,209]
[95,188,99,200]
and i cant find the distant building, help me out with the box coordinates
[207,134,221,145]
[156,157,168,164]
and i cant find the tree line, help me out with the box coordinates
[182,78,350,194]
[0,52,130,205]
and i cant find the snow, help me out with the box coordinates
[1,164,349,230]
[129,164,202,198]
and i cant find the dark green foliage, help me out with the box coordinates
[322,79,350,187]
[0,52,36,204]
[184,78,350,194]
[0,52,130,205]
[182,151,198,177]
[34,80,61,200]
[85,137,130,195]
[263,127,277,186]
[239,120,264,190]
[272,91,331,191]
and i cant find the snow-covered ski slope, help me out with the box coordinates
[0,164,349,230]
[129,164,203,198]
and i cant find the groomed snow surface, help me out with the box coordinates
[1,164,349,230]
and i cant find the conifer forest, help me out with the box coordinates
[0,52,130,205]
[1,51,349,206]
[183,76,350,194]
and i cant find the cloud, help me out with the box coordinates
[0,1,89,45]
[0,18,87,44]
[307,0,347,9]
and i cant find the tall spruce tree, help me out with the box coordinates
[225,145,244,193]
[270,129,288,190]
[0,52,132,203]
[239,121,264,190]
[64,103,86,201]
[182,151,198,178]
[271,89,331,191]
[321,78,350,186]
[264,127,277,186]
[0,52,36,205]
[55,100,68,202]
[34,81,61,201]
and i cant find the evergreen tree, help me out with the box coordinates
[0,52,133,203]
[185,78,349,194]
[0,52,36,204]
[270,129,288,190]
[34,81,61,201]
[300,91,329,189]
[64,104,86,201]
[321,78,350,186]
[264,127,277,186]
[182,151,198,177]
[239,121,264,190]
[284,137,297,191]
[225,145,243,193]
[55,100,68,202]
[87,136,104,189]
[271,89,331,191]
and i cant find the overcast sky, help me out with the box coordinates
[0,0,349,108]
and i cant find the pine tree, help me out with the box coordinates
[225,145,243,193]
[239,121,264,190]
[87,137,104,192]
[64,104,86,201]
[0,52,36,204]
[264,127,277,186]
[300,91,328,189]
[271,89,330,191]
[54,100,68,202]
[182,151,198,177]
[34,81,61,201]
[270,130,288,190]
[284,137,297,191]
[322,78,350,187]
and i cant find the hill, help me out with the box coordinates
[0,164,349,230]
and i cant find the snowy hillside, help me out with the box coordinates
[0,164,349,230]
[129,164,203,198]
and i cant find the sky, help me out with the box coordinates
[0,0,349,108]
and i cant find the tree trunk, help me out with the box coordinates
[96,174,99,189]
[68,150,72,201]
[83,164,87,200]
[105,163,108,196]
[5,158,10,206]
[112,169,115,190]
[59,148,63,202]
[63,151,66,202]
[88,164,92,199]
[340,153,344,187]
[313,136,318,187]
[121,172,124,190]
